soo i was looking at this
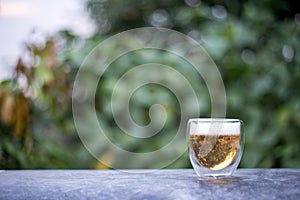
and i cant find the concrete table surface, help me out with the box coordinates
[0,169,299,200]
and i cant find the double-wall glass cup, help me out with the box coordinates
[188,118,244,177]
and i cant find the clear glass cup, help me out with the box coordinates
[187,118,244,177]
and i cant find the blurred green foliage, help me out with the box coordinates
[1,0,299,169]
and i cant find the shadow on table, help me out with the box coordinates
[195,175,260,186]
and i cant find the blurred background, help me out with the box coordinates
[0,0,299,169]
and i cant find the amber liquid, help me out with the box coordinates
[190,134,240,170]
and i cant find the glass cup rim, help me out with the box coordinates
[188,118,241,123]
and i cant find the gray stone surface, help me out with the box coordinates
[0,169,299,200]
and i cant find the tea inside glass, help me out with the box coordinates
[188,118,244,177]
